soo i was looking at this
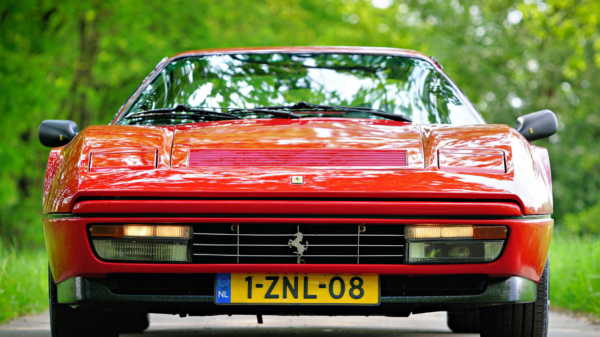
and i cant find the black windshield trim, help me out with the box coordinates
[209,102,412,123]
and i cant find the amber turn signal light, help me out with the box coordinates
[473,226,508,240]
[90,224,192,239]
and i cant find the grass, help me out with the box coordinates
[0,241,48,323]
[550,234,600,318]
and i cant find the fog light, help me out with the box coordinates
[405,225,507,264]
[92,240,188,262]
[90,224,191,262]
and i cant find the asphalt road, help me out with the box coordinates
[1,310,598,337]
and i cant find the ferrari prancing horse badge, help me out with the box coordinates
[290,176,304,185]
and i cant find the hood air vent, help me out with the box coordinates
[188,149,407,168]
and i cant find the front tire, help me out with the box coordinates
[479,259,549,337]
[49,267,119,337]
[447,310,480,333]
[119,312,150,334]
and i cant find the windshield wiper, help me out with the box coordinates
[247,101,412,122]
[126,105,241,120]
[195,106,301,119]
[128,103,410,122]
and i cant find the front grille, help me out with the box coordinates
[192,224,405,264]
[106,274,486,297]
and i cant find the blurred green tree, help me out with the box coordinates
[1,0,599,245]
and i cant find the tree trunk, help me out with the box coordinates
[65,8,100,128]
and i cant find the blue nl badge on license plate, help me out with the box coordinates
[215,273,231,304]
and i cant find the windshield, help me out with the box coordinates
[117,53,482,125]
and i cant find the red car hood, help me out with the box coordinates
[170,119,424,168]
[43,118,552,215]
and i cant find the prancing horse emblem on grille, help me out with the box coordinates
[288,232,308,263]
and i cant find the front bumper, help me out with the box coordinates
[57,275,537,316]
[44,216,553,284]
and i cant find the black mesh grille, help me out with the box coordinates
[107,273,214,295]
[106,274,487,297]
[192,223,405,264]
[380,275,488,296]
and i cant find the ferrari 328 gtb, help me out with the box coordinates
[40,47,556,337]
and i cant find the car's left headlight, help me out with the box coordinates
[89,150,157,171]
[405,225,507,264]
[89,224,192,262]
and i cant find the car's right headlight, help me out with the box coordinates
[405,225,507,264]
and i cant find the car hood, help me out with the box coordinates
[170,119,424,168]
[44,118,552,215]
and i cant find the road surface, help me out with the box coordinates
[1,310,598,336]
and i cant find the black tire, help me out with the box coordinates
[448,310,480,333]
[49,267,119,337]
[119,312,150,334]
[479,259,549,337]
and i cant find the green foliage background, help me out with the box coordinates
[1,0,599,245]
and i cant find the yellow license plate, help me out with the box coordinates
[215,273,379,305]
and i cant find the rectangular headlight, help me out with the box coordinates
[90,224,191,239]
[89,224,192,262]
[407,225,473,239]
[405,225,507,264]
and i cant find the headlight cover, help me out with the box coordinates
[89,150,157,172]
[89,224,192,262]
[438,149,506,174]
[405,225,507,264]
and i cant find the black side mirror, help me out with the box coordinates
[515,110,558,142]
[38,120,79,147]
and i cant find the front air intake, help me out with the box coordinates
[188,149,407,167]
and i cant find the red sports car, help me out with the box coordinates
[40,47,556,337]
